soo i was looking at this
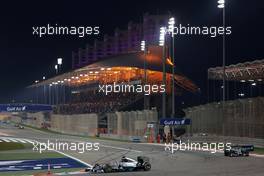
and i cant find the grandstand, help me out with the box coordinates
[185,59,264,142]
[30,46,198,116]
[208,59,264,81]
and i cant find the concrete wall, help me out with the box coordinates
[50,114,98,136]
[107,109,158,138]
[24,112,45,128]
[10,109,158,141]
[11,112,98,137]
[184,97,264,139]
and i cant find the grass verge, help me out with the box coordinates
[253,147,264,155]
[0,142,27,151]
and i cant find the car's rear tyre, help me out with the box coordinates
[144,163,151,171]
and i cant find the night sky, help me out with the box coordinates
[1,0,264,104]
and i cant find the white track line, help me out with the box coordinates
[100,144,142,153]
[20,139,34,144]
[0,137,32,144]
[13,138,27,144]
[6,138,19,143]
[1,138,11,142]
[250,153,264,158]
[53,149,92,168]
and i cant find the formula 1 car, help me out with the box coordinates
[224,145,254,157]
[85,156,151,173]
[119,156,151,171]
[18,125,24,129]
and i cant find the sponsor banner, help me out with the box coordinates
[0,104,52,112]
[160,118,191,126]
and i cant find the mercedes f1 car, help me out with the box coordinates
[224,145,254,157]
[85,156,151,173]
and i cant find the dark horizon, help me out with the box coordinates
[1,0,263,104]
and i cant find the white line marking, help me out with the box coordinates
[7,138,19,143]
[53,150,92,168]
[250,153,264,158]
[100,144,142,153]
[0,137,33,144]
[20,138,34,144]
[14,138,27,144]
[33,167,42,170]
[1,138,11,142]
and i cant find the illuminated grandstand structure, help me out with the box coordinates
[208,59,264,82]
[33,46,198,93]
[30,46,198,114]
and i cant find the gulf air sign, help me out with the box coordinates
[0,104,52,112]
[6,106,26,112]
[160,118,191,126]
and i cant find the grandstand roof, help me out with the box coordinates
[31,46,198,92]
[81,47,175,73]
[208,59,264,81]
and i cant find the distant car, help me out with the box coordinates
[18,125,24,129]
[199,133,208,137]
[14,124,19,127]
[224,145,252,157]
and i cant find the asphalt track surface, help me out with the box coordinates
[1,123,264,176]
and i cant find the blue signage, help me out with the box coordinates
[160,118,191,126]
[0,104,52,112]
[0,157,86,172]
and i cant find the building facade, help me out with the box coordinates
[72,14,169,69]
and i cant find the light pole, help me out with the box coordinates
[168,17,175,118]
[160,27,166,119]
[55,64,58,74]
[42,76,46,104]
[217,0,226,136]
[168,17,176,141]
[141,40,148,109]
[35,80,39,104]
[49,84,52,105]
[54,65,58,105]
[218,0,226,101]
[57,58,63,73]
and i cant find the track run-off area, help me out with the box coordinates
[0,123,264,176]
